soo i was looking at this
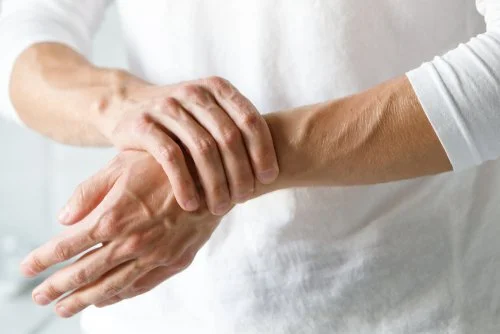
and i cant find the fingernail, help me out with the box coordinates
[258,168,279,184]
[56,306,72,318]
[214,202,230,216]
[185,196,199,211]
[33,293,51,306]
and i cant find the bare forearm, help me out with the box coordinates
[10,42,144,146]
[11,43,281,214]
[259,76,452,194]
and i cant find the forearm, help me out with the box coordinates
[258,76,451,195]
[257,3,500,195]
[10,42,145,146]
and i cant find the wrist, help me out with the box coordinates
[89,68,150,140]
[254,108,316,196]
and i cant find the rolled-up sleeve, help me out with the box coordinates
[0,0,111,124]
[407,0,500,171]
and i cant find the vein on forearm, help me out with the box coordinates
[258,76,452,196]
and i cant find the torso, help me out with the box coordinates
[83,2,500,333]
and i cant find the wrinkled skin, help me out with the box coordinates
[21,151,224,318]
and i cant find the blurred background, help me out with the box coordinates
[0,3,125,333]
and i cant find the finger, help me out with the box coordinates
[58,169,116,225]
[153,97,231,215]
[30,246,102,305]
[125,115,200,211]
[31,225,163,305]
[131,248,195,295]
[22,167,171,279]
[20,203,115,277]
[97,248,196,308]
[94,295,122,308]
[199,77,279,184]
[175,86,255,203]
[54,259,150,318]
[95,266,173,307]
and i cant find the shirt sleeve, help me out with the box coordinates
[406,0,500,171]
[0,0,112,125]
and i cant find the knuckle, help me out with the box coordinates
[157,144,181,164]
[146,226,166,244]
[159,97,182,118]
[162,96,178,107]
[122,233,145,254]
[70,269,90,286]
[161,250,176,265]
[96,211,120,238]
[53,241,72,262]
[92,95,110,115]
[211,77,233,97]
[231,94,251,110]
[181,85,205,100]
[109,70,128,89]
[44,282,62,299]
[133,114,153,135]
[102,284,122,298]
[193,137,217,155]
[30,254,45,273]
[208,76,229,89]
[219,126,241,149]
[133,261,149,276]
[240,113,262,132]
[142,247,169,267]
[173,254,194,271]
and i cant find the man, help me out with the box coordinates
[1,0,500,333]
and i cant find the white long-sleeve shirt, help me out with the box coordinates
[1,1,500,333]
[408,0,500,171]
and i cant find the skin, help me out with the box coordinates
[14,45,453,318]
[11,43,279,216]
[23,152,222,317]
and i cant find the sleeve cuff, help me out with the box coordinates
[406,62,483,171]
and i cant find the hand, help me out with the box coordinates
[21,151,224,318]
[71,75,278,218]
